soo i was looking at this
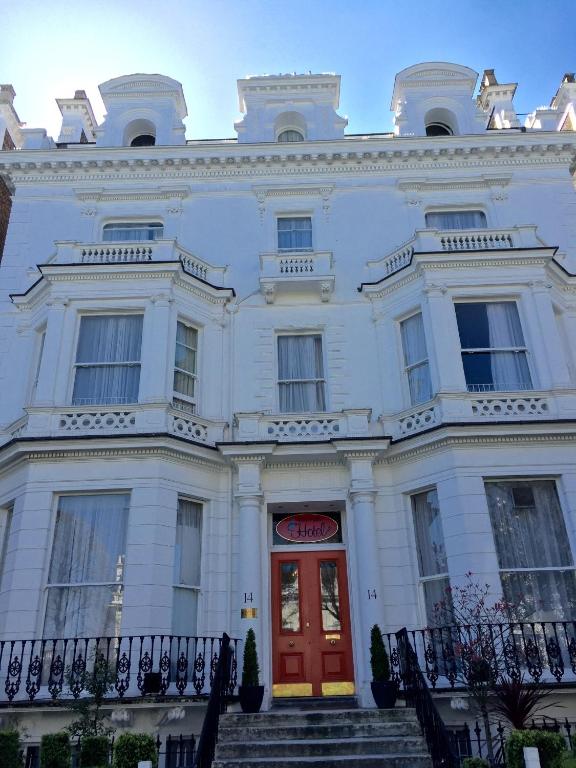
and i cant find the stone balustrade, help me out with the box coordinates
[259,250,335,302]
[234,408,373,442]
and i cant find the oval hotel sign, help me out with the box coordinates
[276,513,339,544]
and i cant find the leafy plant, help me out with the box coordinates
[80,735,111,767]
[241,628,260,687]
[0,729,23,768]
[40,733,71,768]
[370,624,390,682]
[65,651,115,739]
[491,675,559,730]
[506,730,567,768]
[113,733,157,768]
[462,758,490,768]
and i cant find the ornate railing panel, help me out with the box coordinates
[80,245,153,263]
[396,628,458,768]
[471,396,550,418]
[57,410,137,432]
[265,417,342,440]
[439,232,514,251]
[0,634,238,705]
[386,622,576,691]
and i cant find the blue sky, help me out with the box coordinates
[3,0,576,140]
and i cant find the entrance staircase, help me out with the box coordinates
[212,705,433,768]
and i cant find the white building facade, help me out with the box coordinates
[1,62,576,749]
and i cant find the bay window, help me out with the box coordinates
[425,211,487,230]
[278,334,326,413]
[455,301,532,392]
[412,488,451,624]
[277,217,312,251]
[172,499,202,636]
[485,480,576,621]
[44,494,129,638]
[72,315,143,405]
[400,312,433,406]
[173,321,198,414]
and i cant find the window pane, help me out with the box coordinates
[278,335,325,412]
[462,351,532,392]
[278,130,304,142]
[280,562,301,632]
[412,489,447,577]
[408,362,433,404]
[49,494,129,584]
[486,481,573,569]
[174,500,202,586]
[174,371,195,398]
[401,313,428,366]
[176,322,198,350]
[423,577,452,626]
[103,223,163,241]
[44,584,123,638]
[172,587,199,636]
[426,211,487,230]
[277,218,312,250]
[72,365,141,405]
[76,316,143,364]
[502,571,576,622]
[175,345,196,374]
[320,561,341,631]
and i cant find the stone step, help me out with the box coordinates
[217,736,427,759]
[222,708,418,728]
[212,755,433,768]
[271,696,359,710]
[219,720,423,741]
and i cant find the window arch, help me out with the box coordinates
[278,129,304,143]
[424,107,459,137]
[123,118,157,147]
[275,111,307,142]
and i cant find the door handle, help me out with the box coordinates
[330,639,337,646]
[288,640,295,647]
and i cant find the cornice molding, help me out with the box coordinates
[397,175,511,193]
[74,186,190,202]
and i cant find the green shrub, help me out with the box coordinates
[40,733,71,768]
[0,729,23,768]
[241,628,260,687]
[112,733,157,768]
[462,758,490,768]
[80,735,110,767]
[369,624,390,682]
[507,730,567,768]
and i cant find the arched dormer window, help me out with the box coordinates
[275,111,307,142]
[123,118,157,147]
[278,129,304,143]
[424,107,459,137]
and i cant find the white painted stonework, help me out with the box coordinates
[0,62,576,753]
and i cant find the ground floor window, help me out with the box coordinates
[485,479,576,621]
[412,488,451,624]
[172,499,202,636]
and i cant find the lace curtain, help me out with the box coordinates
[486,302,532,390]
[412,489,451,626]
[173,499,202,636]
[425,211,487,230]
[72,315,143,405]
[278,335,326,413]
[44,494,129,638]
[486,481,576,620]
[103,223,163,241]
[401,313,433,405]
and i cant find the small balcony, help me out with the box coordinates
[259,250,335,303]
[234,408,374,442]
[50,239,228,286]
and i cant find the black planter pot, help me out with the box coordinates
[371,680,398,709]
[239,685,265,713]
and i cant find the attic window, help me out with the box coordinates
[278,129,304,143]
[425,123,453,137]
[103,222,163,241]
[130,134,156,147]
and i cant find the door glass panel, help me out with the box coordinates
[280,562,301,632]
[320,561,341,631]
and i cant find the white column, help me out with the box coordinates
[139,294,173,404]
[528,282,572,390]
[422,285,466,394]
[235,492,264,643]
[33,300,68,406]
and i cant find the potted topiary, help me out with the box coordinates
[370,624,397,708]
[239,628,265,713]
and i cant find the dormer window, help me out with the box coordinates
[103,222,163,241]
[425,123,452,136]
[130,134,156,147]
[278,129,304,143]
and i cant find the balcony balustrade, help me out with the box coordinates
[51,239,227,286]
[0,634,238,705]
[259,250,335,302]
[234,408,374,442]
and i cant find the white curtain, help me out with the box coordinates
[44,494,129,638]
[486,481,576,620]
[412,489,447,577]
[277,218,312,250]
[72,315,143,405]
[278,335,326,413]
[103,224,162,241]
[486,303,532,390]
[174,322,197,399]
[426,211,487,230]
[401,313,433,405]
[172,500,202,636]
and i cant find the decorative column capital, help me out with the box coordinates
[348,488,377,504]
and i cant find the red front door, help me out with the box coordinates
[271,550,354,697]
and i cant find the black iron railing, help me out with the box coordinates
[0,634,239,704]
[193,632,234,768]
[396,627,458,768]
[387,622,576,691]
